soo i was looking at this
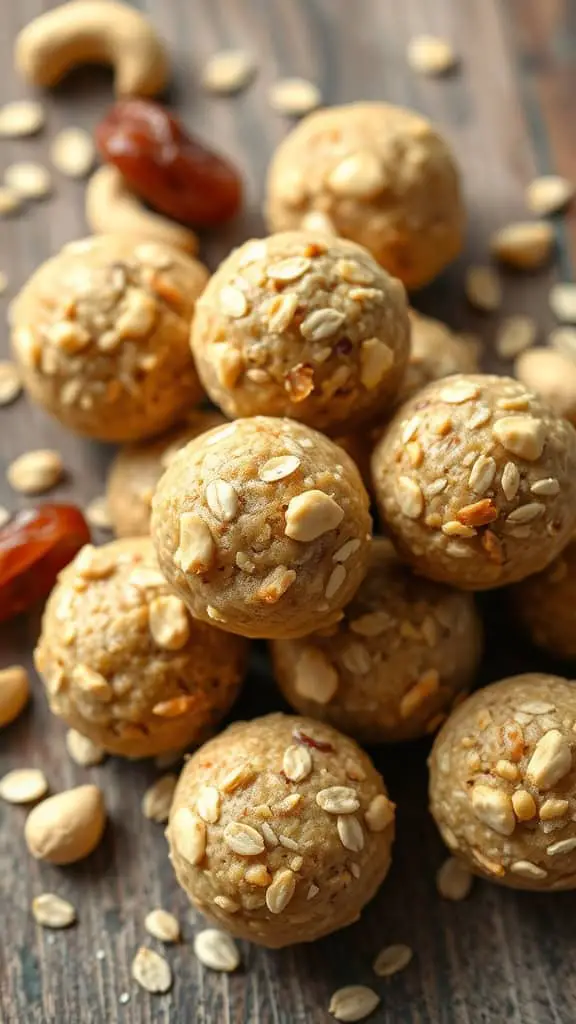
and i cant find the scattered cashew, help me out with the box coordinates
[85,165,198,253]
[15,0,169,98]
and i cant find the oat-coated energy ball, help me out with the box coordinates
[429,674,576,890]
[107,410,225,538]
[510,537,576,659]
[10,235,208,442]
[34,538,248,758]
[167,713,395,947]
[190,230,410,434]
[270,538,482,743]
[151,417,372,639]
[265,102,464,289]
[372,374,576,589]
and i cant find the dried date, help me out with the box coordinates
[96,99,242,228]
[0,504,90,622]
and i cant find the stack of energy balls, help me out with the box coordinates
[13,102,576,948]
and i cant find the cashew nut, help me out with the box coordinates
[15,0,169,98]
[85,164,198,253]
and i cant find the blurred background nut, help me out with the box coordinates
[0,665,30,727]
[515,348,576,424]
[15,0,169,98]
[24,784,106,864]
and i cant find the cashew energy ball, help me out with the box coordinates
[429,674,576,890]
[34,538,248,758]
[167,713,395,947]
[510,537,576,659]
[152,417,372,639]
[10,235,208,442]
[270,538,482,743]
[265,102,464,289]
[107,410,225,537]
[190,231,410,434]
[372,374,576,589]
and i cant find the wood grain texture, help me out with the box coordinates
[1,1,576,1022]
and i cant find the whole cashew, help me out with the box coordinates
[15,0,169,98]
[85,164,198,253]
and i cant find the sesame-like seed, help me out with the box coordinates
[144,909,180,944]
[268,78,321,116]
[261,822,279,847]
[501,462,520,501]
[259,455,301,482]
[220,762,256,793]
[530,478,560,497]
[32,893,76,929]
[201,50,256,94]
[267,291,299,332]
[278,834,300,852]
[407,34,457,75]
[506,502,545,524]
[131,948,172,994]
[0,768,48,804]
[516,701,556,715]
[547,838,576,856]
[307,883,319,900]
[325,564,347,600]
[510,860,548,879]
[337,815,364,852]
[468,405,492,429]
[468,455,496,495]
[442,521,476,539]
[402,415,421,444]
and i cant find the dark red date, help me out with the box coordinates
[96,99,242,228]
[0,504,90,622]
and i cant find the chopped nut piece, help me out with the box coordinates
[0,100,44,137]
[269,78,322,116]
[149,595,190,650]
[32,893,76,929]
[171,806,206,864]
[373,943,413,977]
[511,789,536,821]
[66,729,105,767]
[328,985,380,1022]
[193,929,240,971]
[85,495,112,531]
[176,513,215,573]
[396,476,424,519]
[465,266,502,312]
[492,416,545,461]
[526,175,574,216]
[491,221,554,270]
[471,783,515,836]
[526,729,572,789]
[142,774,177,823]
[496,316,537,359]
[293,647,339,703]
[145,909,180,943]
[197,785,221,824]
[285,489,344,541]
[436,857,473,900]
[7,449,64,495]
[5,162,51,199]
[550,282,576,322]
[365,794,394,832]
[131,947,172,994]
[265,868,297,913]
[50,127,95,178]
[0,768,48,804]
[328,150,386,198]
[407,35,457,75]
[316,786,360,814]
[0,362,22,406]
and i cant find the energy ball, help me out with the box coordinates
[190,230,409,434]
[429,674,576,890]
[34,538,248,758]
[265,102,464,289]
[510,537,576,659]
[107,410,225,538]
[167,713,395,947]
[400,311,480,405]
[270,538,482,743]
[10,235,208,442]
[372,374,576,589]
[152,417,372,639]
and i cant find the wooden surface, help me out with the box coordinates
[1,1,576,1021]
